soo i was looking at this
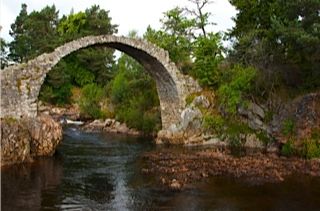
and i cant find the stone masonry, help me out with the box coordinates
[0,35,200,130]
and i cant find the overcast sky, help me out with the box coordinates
[1,0,237,41]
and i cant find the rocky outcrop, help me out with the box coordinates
[271,92,320,142]
[1,119,32,165]
[156,95,205,144]
[1,114,62,166]
[157,94,272,151]
[82,119,142,136]
[238,102,269,132]
[28,114,62,156]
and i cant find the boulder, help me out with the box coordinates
[1,119,32,166]
[180,107,202,131]
[243,134,265,149]
[192,95,210,108]
[1,114,63,166]
[249,103,265,119]
[28,114,63,156]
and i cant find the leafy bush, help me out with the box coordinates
[282,119,295,137]
[78,83,104,119]
[203,114,224,134]
[302,139,320,159]
[218,65,257,114]
[39,83,72,105]
[73,67,95,87]
[110,71,130,104]
[281,139,295,157]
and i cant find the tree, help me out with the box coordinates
[185,0,214,38]
[8,4,29,62]
[0,38,8,69]
[192,33,223,87]
[9,4,60,62]
[228,0,320,89]
[144,7,196,73]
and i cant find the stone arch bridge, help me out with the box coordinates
[0,35,200,131]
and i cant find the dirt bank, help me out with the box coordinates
[141,148,320,190]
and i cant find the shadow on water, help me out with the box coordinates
[2,127,320,210]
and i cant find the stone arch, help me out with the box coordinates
[0,35,200,130]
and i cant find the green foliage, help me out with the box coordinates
[79,83,104,119]
[311,128,320,140]
[256,131,273,146]
[144,26,193,73]
[225,120,253,136]
[58,12,87,36]
[281,139,295,157]
[218,65,257,114]
[203,114,224,134]
[229,0,320,90]
[185,93,197,105]
[109,53,161,133]
[192,33,223,87]
[144,7,199,73]
[39,60,73,104]
[9,4,60,62]
[302,139,320,159]
[73,66,95,87]
[282,119,295,137]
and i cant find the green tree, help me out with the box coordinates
[8,4,29,62]
[9,4,60,62]
[58,12,87,37]
[192,33,223,87]
[144,7,195,73]
[228,0,320,90]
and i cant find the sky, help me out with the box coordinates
[0,0,237,42]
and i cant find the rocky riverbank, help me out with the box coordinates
[81,119,144,136]
[141,148,320,191]
[38,103,148,136]
[1,114,62,166]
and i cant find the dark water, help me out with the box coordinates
[2,127,320,211]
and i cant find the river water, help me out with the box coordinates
[2,127,320,210]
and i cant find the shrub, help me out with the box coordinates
[302,139,320,159]
[78,83,104,119]
[281,139,295,157]
[203,114,224,134]
[282,119,295,137]
[39,83,72,105]
[218,65,257,114]
[73,67,95,87]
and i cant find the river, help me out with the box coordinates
[2,127,320,210]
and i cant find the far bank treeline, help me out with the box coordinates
[1,0,320,140]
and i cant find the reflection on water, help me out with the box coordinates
[2,157,63,210]
[2,127,320,210]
